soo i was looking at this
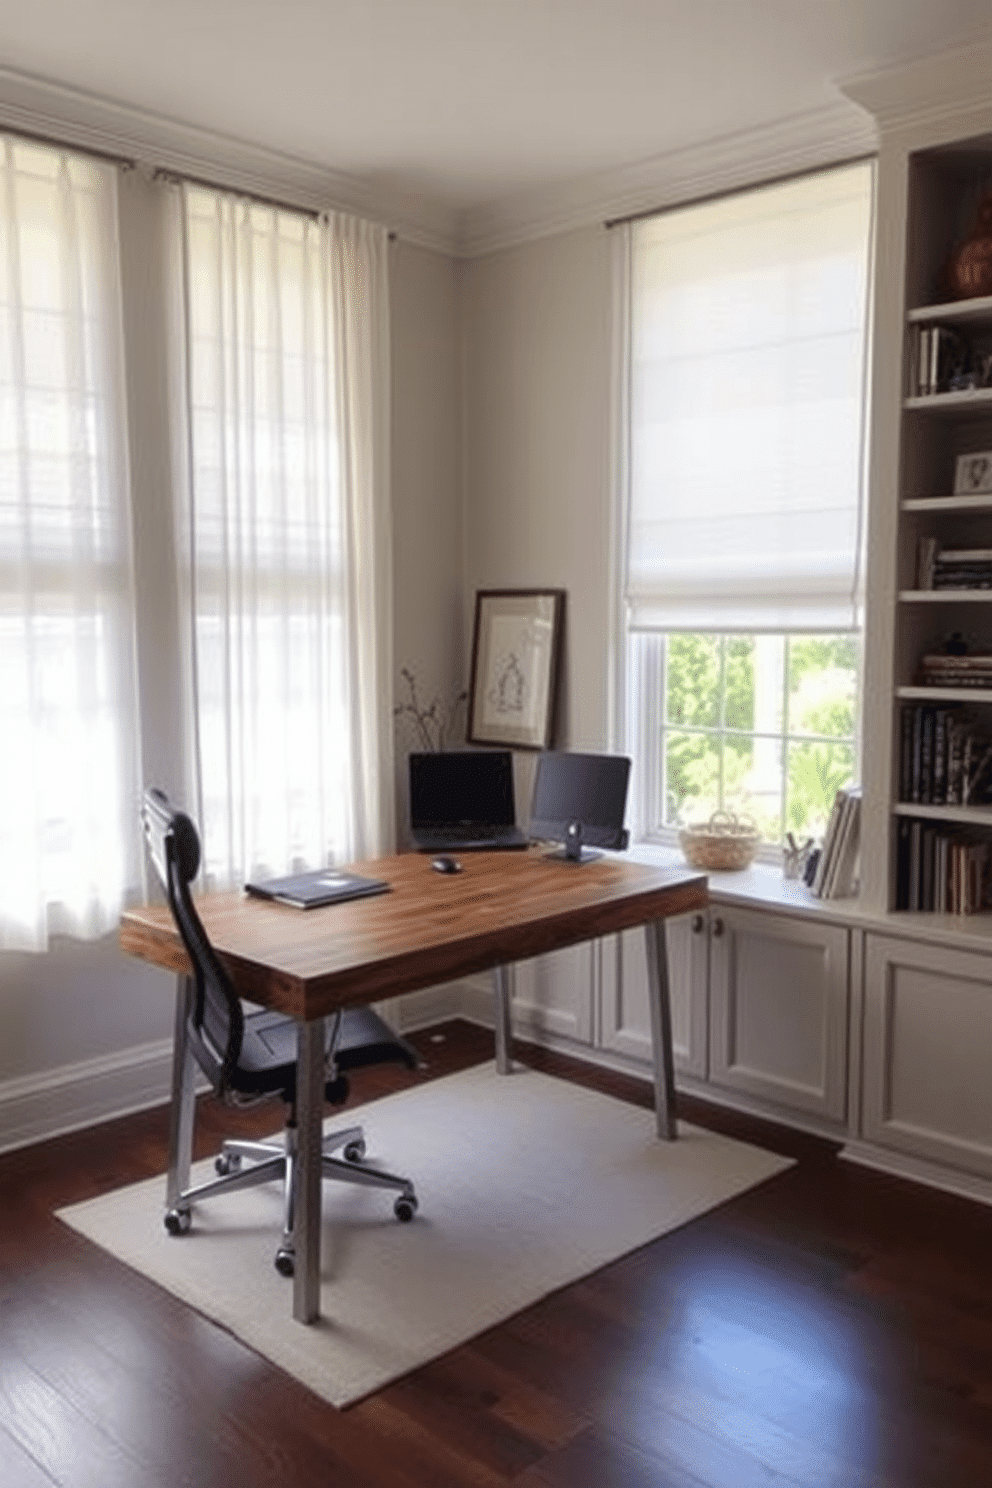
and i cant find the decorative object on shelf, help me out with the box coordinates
[782,833,814,880]
[466,589,565,750]
[394,667,467,752]
[944,194,992,300]
[954,450,992,494]
[678,812,761,872]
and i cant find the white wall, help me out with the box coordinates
[461,225,618,807]
[389,240,465,840]
[0,234,464,1148]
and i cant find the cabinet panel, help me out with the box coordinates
[709,907,849,1122]
[511,943,593,1045]
[599,912,708,1077]
[863,933,992,1176]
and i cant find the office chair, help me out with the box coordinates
[141,786,419,1277]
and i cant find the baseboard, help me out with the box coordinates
[0,1038,176,1155]
[840,1139,992,1209]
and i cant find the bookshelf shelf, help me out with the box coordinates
[899,589,992,602]
[907,293,992,327]
[902,494,992,513]
[897,685,992,701]
[893,801,992,825]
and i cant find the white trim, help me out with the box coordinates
[840,40,992,140]
[840,1139,992,1209]
[460,101,876,257]
[0,63,878,260]
[0,1038,175,1155]
[0,64,459,253]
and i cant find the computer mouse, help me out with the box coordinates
[431,855,463,874]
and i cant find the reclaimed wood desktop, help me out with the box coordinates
[119,847,707,1324]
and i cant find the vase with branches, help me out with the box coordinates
[394,667,467,752]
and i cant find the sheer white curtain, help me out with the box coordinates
[0,139,139,951]
[627,161,874,633]
[175,185,392,887]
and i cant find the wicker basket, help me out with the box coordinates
[678,811,761,872]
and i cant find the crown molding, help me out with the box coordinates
[0,64,462,254]
[840,40,992,141]
[456,99,876,258]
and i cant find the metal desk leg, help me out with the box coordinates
[166,975,197,1210]
[493,964,513,1074]
[293,1017,326,1324]
[645,920,678,1140]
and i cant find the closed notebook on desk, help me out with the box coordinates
[245,868,390,909]
[409,749,528,851]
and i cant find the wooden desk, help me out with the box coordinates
[120,848,707,1323]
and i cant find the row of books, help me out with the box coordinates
[916,651,992,688]
[898,704,992,806]
[910,323,981,396]
[809,786,861,900]
[918,538,992,590]
[895,818,992,914]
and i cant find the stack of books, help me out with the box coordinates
[911,324,972,396]
[898,703,992,805]
[895,819,991,914]
[915,650,992,689]
[810,786,862,900]
[918,538,992,590]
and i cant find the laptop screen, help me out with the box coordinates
[409,750,516,829]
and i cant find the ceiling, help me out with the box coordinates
[2,1,992,236]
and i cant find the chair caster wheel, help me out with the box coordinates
[215,1152,242,1176]
[274,1247,295,1277]
[343,1139,366,1162]
[394,1194,417,1222]
[164,1208,191,1236]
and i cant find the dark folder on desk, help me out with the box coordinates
[409,749,528,851]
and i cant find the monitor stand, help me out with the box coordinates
[544,819,601,865]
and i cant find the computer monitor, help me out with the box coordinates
[529,751,631,863]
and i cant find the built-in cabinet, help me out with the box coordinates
[863,933,992,1180]
[498,879,992,1201]
[599,899,851,1132]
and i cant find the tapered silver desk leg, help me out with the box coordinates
[293,1017,326,1324]
[644,920,678,1140]
[166,975,197,1210]
[493,964,513,1074]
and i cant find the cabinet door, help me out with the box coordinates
[510,943,593,1045]
[863,934,992,1178]
[709,907,849,1123]
[599,912,708,1078]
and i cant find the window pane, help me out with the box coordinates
[786,740,856,838]
[787,635,859,738]
[664,731,720,824]
[665,633,721,727]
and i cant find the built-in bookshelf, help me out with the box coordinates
[892,140,992,916]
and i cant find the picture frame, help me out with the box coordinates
[954,450,992,495]
[467,589,565,750]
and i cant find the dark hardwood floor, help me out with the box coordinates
[2,1018,992,1487]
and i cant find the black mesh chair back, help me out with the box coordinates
[141,786,244,1097]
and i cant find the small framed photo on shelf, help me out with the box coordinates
[467,589,565,750]
[954,450,992,494]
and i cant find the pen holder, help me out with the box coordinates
[782,838,814,879]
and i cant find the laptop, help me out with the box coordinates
[245,868,390,909]
[409,749,528,851]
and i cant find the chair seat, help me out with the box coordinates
[230,1004,418,1103]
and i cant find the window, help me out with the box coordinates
[0,140,138,950]
[623,161,874,847]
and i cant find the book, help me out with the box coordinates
[244,868,391,910]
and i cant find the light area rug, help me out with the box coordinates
[58,1063,792,1408]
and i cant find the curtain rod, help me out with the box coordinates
[0,120,135,171]
[603,151,876,229]
[0,121,397,237]
[152,165,398,237]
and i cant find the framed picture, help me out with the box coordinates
[467,589,565,750]
[954,450,992,494]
